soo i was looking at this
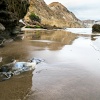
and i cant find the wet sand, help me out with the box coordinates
[0,29,100,100]
[0,30,76,100]
[0,71,33,100]
[26,63,100,100]
[25,33,100,100]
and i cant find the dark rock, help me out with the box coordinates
[0,23,5,31]
[13,35,24,41]
[0,0,29,37]
[92,24,100,33]
[0,36,6,47]
[12,26,21,35]
[0,57,2,62]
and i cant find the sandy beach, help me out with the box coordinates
[0,29,100,100]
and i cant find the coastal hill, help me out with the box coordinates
[25,0,84,28]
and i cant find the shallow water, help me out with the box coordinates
[66,28,92,34]
[0,29,100,100]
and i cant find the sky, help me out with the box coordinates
[44,0,100,21]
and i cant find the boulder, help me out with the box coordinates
[92,24,100,33]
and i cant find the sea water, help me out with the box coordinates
[66,28,92,34]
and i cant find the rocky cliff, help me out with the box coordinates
[25,0,84,28]
[0,0,29,37]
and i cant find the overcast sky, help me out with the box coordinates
[44,0,100,20]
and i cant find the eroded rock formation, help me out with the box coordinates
[25,0,84,28]
[0,0,29,36]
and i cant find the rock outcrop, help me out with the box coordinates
[0,0,29,37]
[92,24,100,33]
[25,0,84,28]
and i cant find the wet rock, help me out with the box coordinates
[0,36,6,47]
[0,23,5,31]
[0,0,29,37]
[12,26,21,35]
[13,35,24,41]
[0,57,2,62]
[92,24,100,33]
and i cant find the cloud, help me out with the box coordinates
[44,0,100,20]
[75,9,100,20]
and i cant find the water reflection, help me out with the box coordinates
[29,40,64,50]
[91,34,100,41]
[0,30,78,100]
[24,30,100,100]
[0,30,77,65]
[0,41,33,100]
[0,41,29,65]
[1,29,100,100]
[25,30,77,45]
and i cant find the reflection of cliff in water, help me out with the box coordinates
[25,30,78,50]
[0,30,77,64]
[0,41,29,66]
[91,34,100,41]
[0,30,78,100]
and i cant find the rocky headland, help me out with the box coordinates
[24,0,84,28]
[0,0,85,45]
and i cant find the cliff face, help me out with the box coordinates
[25,0,84,28]
[0,0,29,36]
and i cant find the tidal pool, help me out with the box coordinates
[0,29,100,100]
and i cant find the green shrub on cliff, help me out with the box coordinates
[25,25,42,28]
[25,25,33,28]
[34,25,42,28]
[29,13,41,23]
